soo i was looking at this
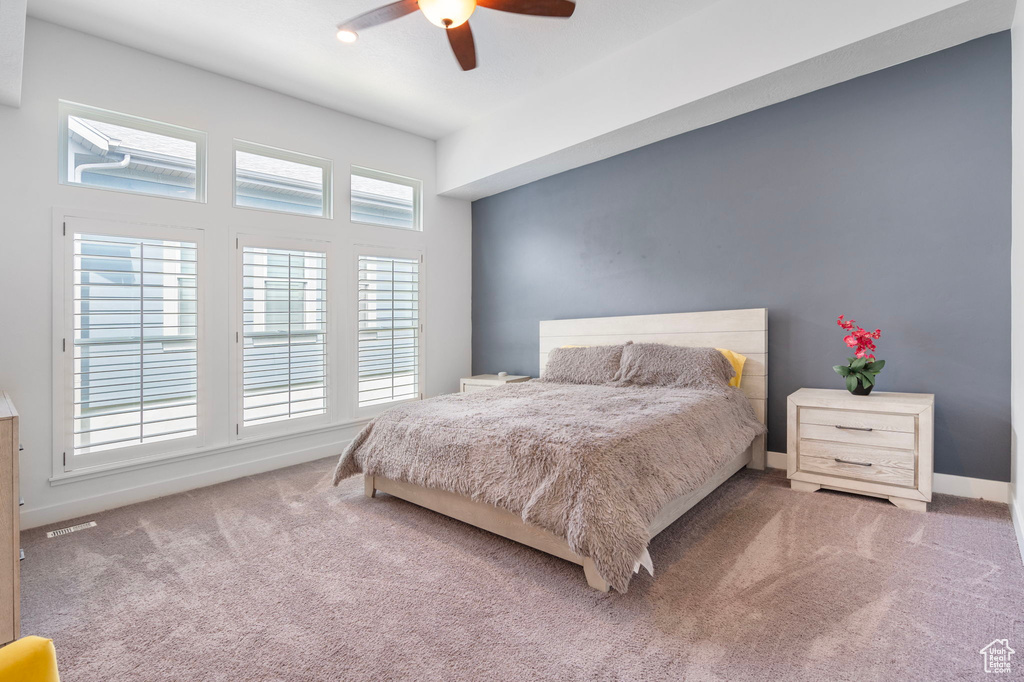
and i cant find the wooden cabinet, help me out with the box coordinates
[459,374,530,393]
[787,388,934,512]
[0,392,18,643]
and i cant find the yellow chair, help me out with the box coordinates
[0,636,60,682]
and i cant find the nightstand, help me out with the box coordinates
[460,374,530,393]
[787,388,934,511]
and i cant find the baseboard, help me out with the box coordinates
[932,473,1010,503]
[1011,489,1024,566]
[20,437,355,530]
[766,451,1010,503]
[766,450,787,470]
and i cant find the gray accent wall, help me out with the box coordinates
[471,32,1012,482]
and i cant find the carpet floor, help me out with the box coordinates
[20,460,1024,681]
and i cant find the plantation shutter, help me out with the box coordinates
[358,254,420,407]
[241,245,328,428]
[72,232,199,458]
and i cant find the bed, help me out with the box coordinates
[334,308,768,592]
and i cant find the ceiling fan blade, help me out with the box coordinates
[338,0,420,32]
[476,0,575,17]
[446,22,477,71]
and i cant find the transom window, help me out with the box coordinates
[59,101,207,202]
[351,167,421,231]
[234,141,332,218]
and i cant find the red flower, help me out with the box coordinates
[837,315,881,360]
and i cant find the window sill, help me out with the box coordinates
[349,218,422,233]
[49,418,369,486]
[232,200,331,220]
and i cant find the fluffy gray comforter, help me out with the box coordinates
[333,381,765,592]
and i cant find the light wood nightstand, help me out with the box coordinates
[787,388,934,512]
[460,374,530,394]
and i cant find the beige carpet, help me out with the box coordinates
[20,460,1024,681]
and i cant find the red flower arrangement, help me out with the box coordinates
[837,315,881,360]
[833,315,885,395]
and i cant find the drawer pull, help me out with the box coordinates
[835,425,873,432]
[835,457,872,467]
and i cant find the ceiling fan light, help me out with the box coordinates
[336,28,359,43]
[418,0,476,29]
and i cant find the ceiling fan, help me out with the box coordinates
[335,0,577,71]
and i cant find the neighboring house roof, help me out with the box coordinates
[352,174,414,201]
[69,115,197,183]
[236,150,321,185]
[79,117,196,159]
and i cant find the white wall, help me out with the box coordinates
[0,19,472,528]
[1011,7,1024,563]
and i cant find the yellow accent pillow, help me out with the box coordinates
[0,637,60,682]
[716,348,747,388]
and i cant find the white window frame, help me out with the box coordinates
[233,140,333,219]
[58,100,208,203]
[350,166,423,232]
[234,234,335,440]
[354,245,425,418]
[52,212,208,474]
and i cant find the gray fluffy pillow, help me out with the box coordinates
[542,343,629,385]
[614,343,735,389]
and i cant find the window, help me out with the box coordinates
[240,241,328,431]
[351,167,421,230]
[358,253,420,407]
[59,101,206,202]
[234,141,332,218]
[64,221,202,469]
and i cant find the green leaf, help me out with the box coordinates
[858,372,874,387]
[868,359,885,372]
[845,375,858,392]
[847,357,857,364]
[851,358,867,371]
[834,365,850,377]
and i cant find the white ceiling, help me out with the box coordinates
[26,0,717,139]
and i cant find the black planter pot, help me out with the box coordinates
[850,382,874,396]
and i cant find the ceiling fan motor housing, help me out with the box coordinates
[418,0,477,29]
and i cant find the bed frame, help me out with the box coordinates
[365,308,768,592]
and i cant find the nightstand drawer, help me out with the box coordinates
[798,439,916,470]
[798,454,915,488]
[800,407,915,434]
[799,422,916,450]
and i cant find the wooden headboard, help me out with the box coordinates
[539,308,767,469]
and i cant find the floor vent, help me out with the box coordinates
[46,521,97,539]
